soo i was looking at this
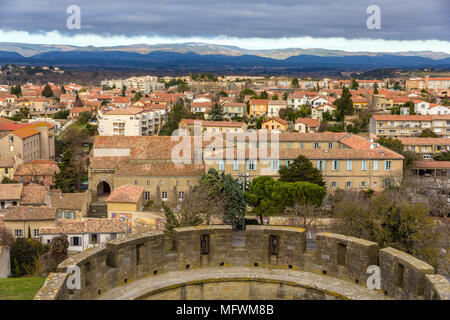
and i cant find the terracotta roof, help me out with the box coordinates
[115,163,205,177]
[249,99,269,104]
[104,107,144,115]
[11,127,40,139]
[50,192,87,211]
[0,184,23,200]
[106,184,143,203]
[14,162,60,176]
[112,96,131,104]
[372,115,432,121]
[20,184,49,205]
[413,161,450,170]
[180,119,245,128]
[295,118,320,127]
[264,117,288,125]
[39,218,127,235]
[397,137,450,146]
[3,206,56,221]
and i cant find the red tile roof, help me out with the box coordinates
[106,184,143,203]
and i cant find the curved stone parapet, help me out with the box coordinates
[34,226,449,300]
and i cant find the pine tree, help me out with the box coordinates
[334,86,353,120]
[208,103,224,121]
[74,94,83,108]
[60,86,66,94]
[222,174,246,228]
[41,84,53,97]
[350,79,359,90]
[373,82,379,95]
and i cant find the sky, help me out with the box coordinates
[0,0,449,52]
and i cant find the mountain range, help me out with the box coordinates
[0,42,449,72]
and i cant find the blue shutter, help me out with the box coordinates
[322,161,325,171]
[317,160,321,170]
[373,160,379,171]
[347,160,352,171]
[383,161,387,170]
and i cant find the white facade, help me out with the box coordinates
[40,233,123,252]
[98,109,160,136]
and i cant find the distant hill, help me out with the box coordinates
[0,42,449,72]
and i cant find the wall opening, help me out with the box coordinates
[136,244,145,266]
[269,235,279,256]
[97,181,111,198]
[200,234,210,255]
[396,263,405,288]
[337,243,347,266]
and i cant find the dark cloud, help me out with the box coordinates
[0,0,448,41]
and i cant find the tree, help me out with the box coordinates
[376,137,404,154]
[246,176,326,222]
[54,150,80,192]
[291,78,300,88]
[350,79,359,90]
[54,109,70,119]
[74,94,83,108]
[77,111,92,125]
[0,226,14,247]
[133,92,142,102]
[208,103,225,121]
[271,94,279,100]
[259,91,268,99]
[420,129,438,138]
[159,100,195,136]
[282,92,289,100]
[2,176,15,184]
[10,85,22,97]
[39,235,69,275]
[279,155,325,186]
[333,191,440,267]
[41,84,53,97]
[10,238,45,276]
[433,152,450,161]
[60,86,66,94]
[121,85,126,96]
[334,86,353,120]
[239,88,256,101]
[393,82,402,91]
[284,203,327,231]
[221,174,246,227]
[373,82,379,95]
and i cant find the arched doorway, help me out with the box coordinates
[97,181,111,200]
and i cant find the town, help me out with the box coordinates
[0,70,449,300]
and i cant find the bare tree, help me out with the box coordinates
[284,202,328,231]
[0,226,14,247]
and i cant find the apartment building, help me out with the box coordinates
[406,76,450,91]
[178,119,247,135]
[3,206,57,239]
[223,102,247,119]
[249,99,269,117]
[101,76,163,94]
[370,115,450,138]
[267,100,287,117]
[397,137,450,160]
[0,121,55,163]
[98,107,159,136]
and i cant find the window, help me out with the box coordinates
[33,229,39,237]
[337,243,347,266]
[317,160,325,171]
[91,234,98,244]
[110,233,117,240]
[200,234,210,255]
[247,160,257,171]
[384,161,391,170]
[360,181,366,188]
[314,142,321,149]
[346,181,352,188]
[269,235,279,256]
[144,191,150,201]
[271,160,280,171]
[178,191,184,201]
[14,229,23,238]
[134,180,138,185]
[361,160,367,171]
[332,160,339,171]
[0,202,4,209]
[373,181,378,188]
[219,160,224,171]
[373,160,379,171]
[233,160,239,171]
[71,236,81,246]
[146,180,150,186]
[331,181,337,188]
[161,191,168,201]
[346,160,352,171]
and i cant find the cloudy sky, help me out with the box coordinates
[0,0,449,52]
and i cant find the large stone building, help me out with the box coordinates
[0,120,55,163]
[88,133,404,205]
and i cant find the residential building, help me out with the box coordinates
[294,118,320,132]
[406,76,450,91]
[0,184,22,211]
[397,137,450,160]
[262,118,288,132]
[49,191,89,220]
[267,100,287,118]
[249,99,269,117]
[178,119,247,135]
[370,115,450,138]
[223,102,247,119]
[311,103,336,120]
[3,206,57,239]
[13,160,60,186]
[98,107,158,136]
[39,218,127,251]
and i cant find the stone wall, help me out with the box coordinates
[34,227,449,300]
[0,246,10,278]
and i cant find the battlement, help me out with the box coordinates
[34,226,449,300]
